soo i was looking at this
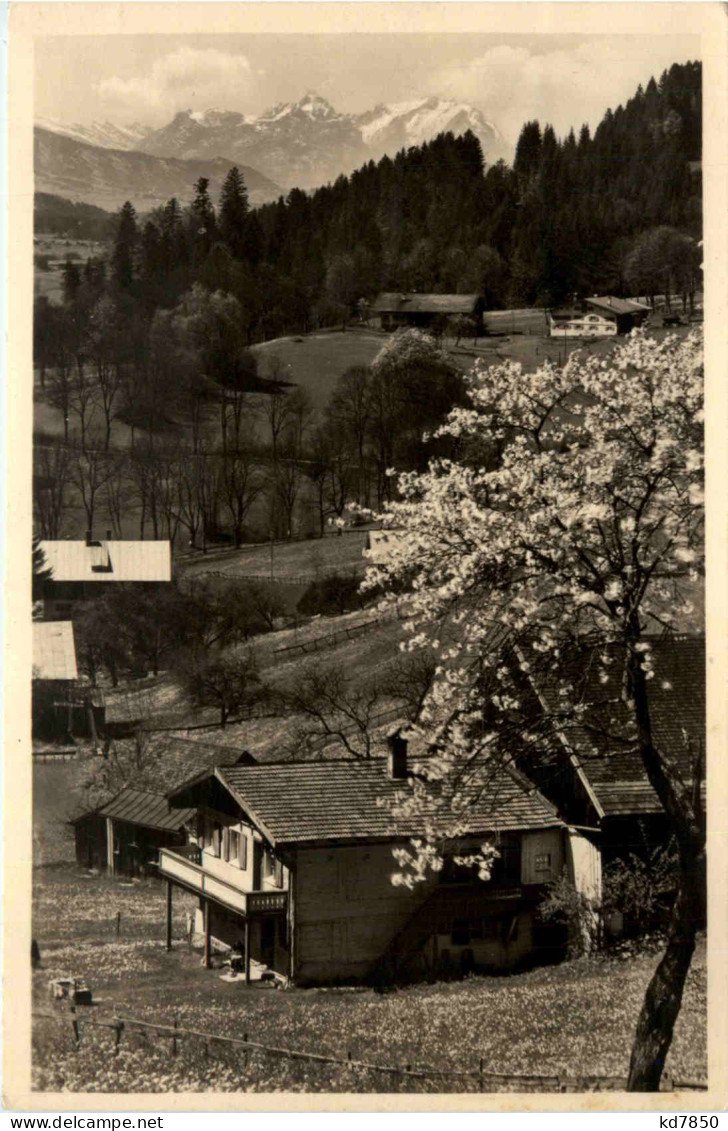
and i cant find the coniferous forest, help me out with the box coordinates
[37,62,701,339]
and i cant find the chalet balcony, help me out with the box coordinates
[158,847,287,918]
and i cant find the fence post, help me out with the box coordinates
[479,1057,484,1093]
[70,1014,80,1048]
[115,911,121,939]
[114,1020,125,1055]
[172,1017,178,1057]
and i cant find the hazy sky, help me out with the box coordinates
[35,32,700,144]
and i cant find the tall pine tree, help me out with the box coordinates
[218,167,250,260]
[111,201,139,294]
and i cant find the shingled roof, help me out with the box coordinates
[169,756,563,848]
[583,296,650,318]
[534,634,705,817]
[72,787,196,832]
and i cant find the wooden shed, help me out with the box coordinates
[72,787,197,877]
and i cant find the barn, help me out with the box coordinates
[370,293,484,337]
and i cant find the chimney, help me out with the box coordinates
[85,529,93,546]
[387,727,409,780]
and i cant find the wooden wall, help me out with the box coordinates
[292,830,575,983]
[292,842,436,983]
[521,828,564,885]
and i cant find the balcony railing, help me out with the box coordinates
[159,847,287,917]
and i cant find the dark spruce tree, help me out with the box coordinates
[111,201,139,294]
[218,166,250,261]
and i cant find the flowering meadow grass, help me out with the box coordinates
[33,867,707,1094]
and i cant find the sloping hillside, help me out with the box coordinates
[34,127,281,211]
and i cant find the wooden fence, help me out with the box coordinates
[33,1009,708,1094]
[272,617,382,659]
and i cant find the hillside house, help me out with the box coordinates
[159,736,600,985]
[582,296,650,335]
[370,293,484,337]
[38,534,171,620]
[70,739,257,877]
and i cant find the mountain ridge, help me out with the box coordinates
[34,127,282,213]
[38,92,509,193]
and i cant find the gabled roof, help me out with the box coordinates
[168,756,564,848]
[584,296,650,317]
[39,540,171,582]
[73,786,196,832]
[371,293,481,315]
[533,634,705,817]
[32,620,78,680]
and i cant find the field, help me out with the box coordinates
[31,866,707,1094]
[252,328,387,413]
[180,528,369,581]
[34,236,108,303]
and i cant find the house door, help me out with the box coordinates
[253,841,264,889]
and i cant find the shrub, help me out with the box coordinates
[602,844,678,939]
[538,869,599,958]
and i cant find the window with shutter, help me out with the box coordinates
[212,824,221,857]
[274,860,283,888]
[222,827,230,861]
[239,832,248,870]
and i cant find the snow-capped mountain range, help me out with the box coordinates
[35,117,153,152]
[37,92,508,193]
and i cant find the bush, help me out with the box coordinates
[602,844,678,940]
[538,870,599,958]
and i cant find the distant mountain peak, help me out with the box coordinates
[296,92,339,118]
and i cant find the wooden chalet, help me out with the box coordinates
[547,310,617,339]
[38,534,171,620]
[582,296,650,335]
[370,293,484,336]
[159,736,600,985]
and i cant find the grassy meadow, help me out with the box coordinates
[32,867,707,1094]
